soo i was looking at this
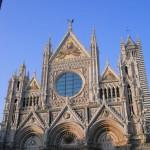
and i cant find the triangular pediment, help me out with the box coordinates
[89,103,125,128]
[102,65,119,81]
[52,31,90,62]
[51,104,84,128]
[18,111,46,130]
[27,77,40,91]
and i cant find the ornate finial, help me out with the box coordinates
[68,19,74,31]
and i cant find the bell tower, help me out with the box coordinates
[1,64,28,148]
[120,36,146,144]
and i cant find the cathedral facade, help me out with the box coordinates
[1,24,150,150]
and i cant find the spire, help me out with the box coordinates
[48,38,52,49]
[44,38,52,55]
[19,63,26,76]
[91,28,98,56]
[90,28,100,101]
[43,38,52,66]
[91,28,97,48]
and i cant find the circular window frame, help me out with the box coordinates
[54,71,84,98]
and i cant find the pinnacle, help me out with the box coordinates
[44,38,52,55]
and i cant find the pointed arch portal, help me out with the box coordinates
[87,119,128,150]
[47,122,85,149]
[14,125,44,150]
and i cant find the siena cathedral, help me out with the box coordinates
[1,23,150,150]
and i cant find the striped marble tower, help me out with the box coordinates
[136,39,150,131]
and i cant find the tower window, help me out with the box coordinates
[100,89,103,99]
[14,99,17,111]
[127,85,134,114]
[37,97,39,105]
[104,88,107,99]
[26,98,29,107]
[14,99,17,103]
[112,87,115,98]
[23,98,26,107]
[30,97,32,106]
[17,81,20,91]
[108,88,111,99]
[116,87,120,97]
[34,97,36,106]
[125,66,128,75]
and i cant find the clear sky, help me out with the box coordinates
[0,0,150,121]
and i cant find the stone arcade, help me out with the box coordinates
[1,24,150,150]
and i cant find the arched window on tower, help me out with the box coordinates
[12,99,17,124]
[127,85,134,114]
[104,88,107,99]
[100,88,103,99]
[14,99,17,111]
[108,88,111,99]
[112,87,115,98]
[17,81,20,91]
[30,97,32,106]
[23,98,26,107]
[26,98,29,107]
[131,63,135,78]
[33,97,36,106]
[116,87,120,97]
[37,96,39,105]
[125,66,128,75]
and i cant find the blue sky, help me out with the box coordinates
[0,0,150,121]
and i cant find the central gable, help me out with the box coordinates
[25,76,40,91]
[102,65,119,81]
[52,31,90,62]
